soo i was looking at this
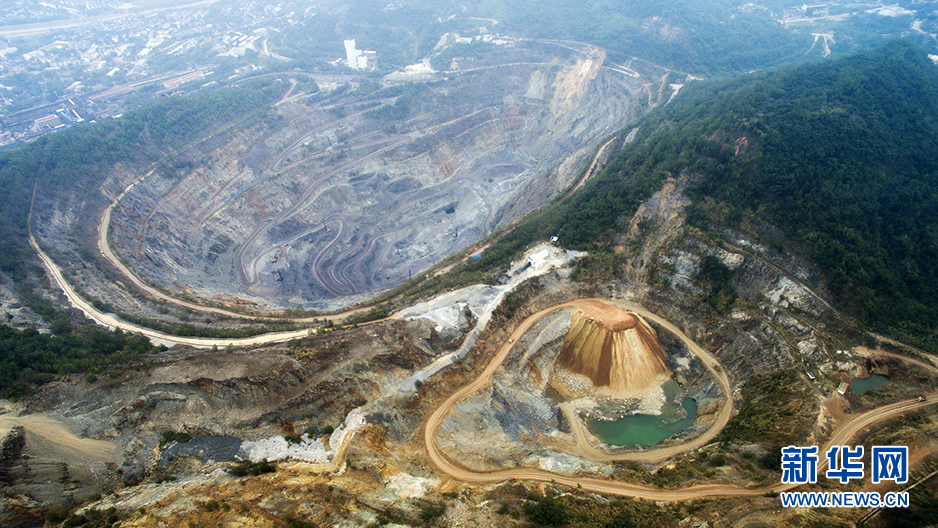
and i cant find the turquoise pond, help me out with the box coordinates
[851,374,889,395]
[586,381,698,446]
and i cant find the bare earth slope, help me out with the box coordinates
[555,301,671,395]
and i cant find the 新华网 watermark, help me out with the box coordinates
[779,491,909,508]
[779,445,909,508]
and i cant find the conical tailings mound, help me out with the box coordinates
[555,300,671,396]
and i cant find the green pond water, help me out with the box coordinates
[586,381,698,446]
[851,374,888,395]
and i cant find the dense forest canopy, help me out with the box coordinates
[0,324,157,399]
[470,39,938,351]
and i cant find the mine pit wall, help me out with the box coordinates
[29,159,193,329]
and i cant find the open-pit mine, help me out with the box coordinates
[103,42,654,311]
[7,229,938,528]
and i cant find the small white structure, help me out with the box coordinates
[528,249,550,269]
[344,39,360,68]
[837,382,848,395]
[343,39,374,70]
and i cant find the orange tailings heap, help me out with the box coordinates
[555,300,671,396]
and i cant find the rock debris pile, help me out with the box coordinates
[554,300,671,397]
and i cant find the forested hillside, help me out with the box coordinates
[470,40,938,351]
[674,39,938,350]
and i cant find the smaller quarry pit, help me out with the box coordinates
[434,300,726,472]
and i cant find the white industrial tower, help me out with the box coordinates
[344,39,360,69]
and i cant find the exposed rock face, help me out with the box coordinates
[0,426,25,486]
[555,300,671,395]
[0,415,119,527]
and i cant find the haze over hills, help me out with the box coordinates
[2,0,937,147]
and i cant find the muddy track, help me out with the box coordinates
[570,136,618,194]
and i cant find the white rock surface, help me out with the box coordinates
[385,473,438,498]
[240,434,332,464]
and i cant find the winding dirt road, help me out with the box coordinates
[423,299,938,500]
[44,197,938,498]
[570,136,617,194]
[33,232,321,348]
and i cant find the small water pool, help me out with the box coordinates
[586,382,698,446]
[851,374,888,395]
